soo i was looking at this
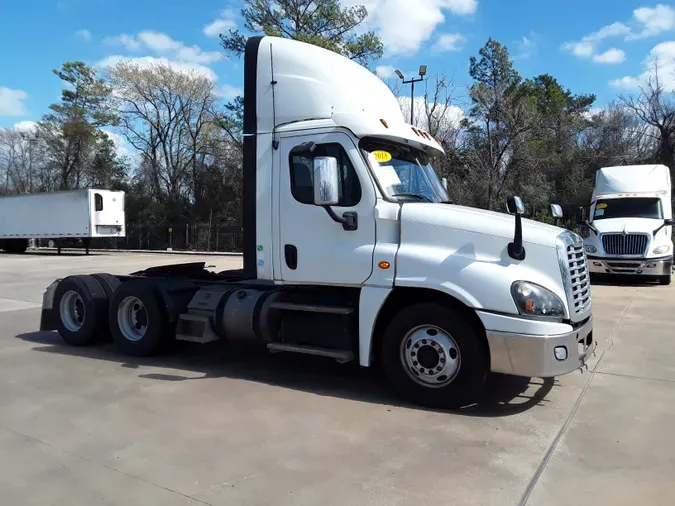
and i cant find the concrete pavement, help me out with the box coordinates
[0,251,673,505]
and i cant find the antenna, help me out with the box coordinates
[270,43,279,150]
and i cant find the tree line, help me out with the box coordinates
[1,0,674,246]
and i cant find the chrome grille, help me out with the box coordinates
[566,240,591,317]
[601,233,648,256]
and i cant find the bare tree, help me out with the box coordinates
[620,63,675,167]
[107,62,219,210]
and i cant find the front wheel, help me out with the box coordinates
[381,303,488,409]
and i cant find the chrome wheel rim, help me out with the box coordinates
[400,325,461,388]
[117,296,148,342]
[59,290,85,332]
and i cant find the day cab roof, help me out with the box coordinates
[244,36,444,158]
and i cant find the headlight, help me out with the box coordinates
[511,281,566,319]
[653,245,671,255]
[585,244,597,254]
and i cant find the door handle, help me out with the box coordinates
[284,244,298,270]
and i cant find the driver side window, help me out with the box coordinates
[289,143,362,207]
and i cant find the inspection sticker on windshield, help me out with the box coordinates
[372,150,392,163]
[595,209,605,217]
[596,203,607,209]
[375,165,401,187]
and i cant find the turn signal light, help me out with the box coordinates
[378,261,391,270]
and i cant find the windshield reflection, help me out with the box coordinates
[360,138,448,203]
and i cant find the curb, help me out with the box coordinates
[30,247,243,257]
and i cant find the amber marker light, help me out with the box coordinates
[378,261,391,269]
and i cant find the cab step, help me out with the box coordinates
[269,302,353,314]
[267,342,354,363]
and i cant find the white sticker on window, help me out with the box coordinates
[375,165,401,188]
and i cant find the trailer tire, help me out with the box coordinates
[109,280,174,357]
[54,275,108,346]
[380,302,488,410]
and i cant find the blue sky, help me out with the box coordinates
[2,0,675,131]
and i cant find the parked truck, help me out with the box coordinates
[38,36,594,409]
[583,164,673,285]
[0,189,125,254]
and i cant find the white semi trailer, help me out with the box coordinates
[583,165,673,284]
[0,189,125,254]
[38,36,594,409]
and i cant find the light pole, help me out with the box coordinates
[20,130,39,193]
[395,65,427,125]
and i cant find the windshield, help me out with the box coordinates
[360,138,449,203]
[592,197,663,220]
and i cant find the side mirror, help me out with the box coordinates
[313,156,339,206]
[506,195,526,261]
[312,156,358,231]
[653,218,675,236]
[506,195,524,215]
[550,204,563,219]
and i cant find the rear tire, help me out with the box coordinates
[53,275,108,346]
[109,279,175,356]
[380,302,488,409]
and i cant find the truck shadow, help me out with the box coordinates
[17,330,555,417]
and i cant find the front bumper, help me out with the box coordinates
[587,255,672,276]
[481,314,595,378]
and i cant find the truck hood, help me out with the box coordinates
[590,217,663,234]
[401,203,564,248]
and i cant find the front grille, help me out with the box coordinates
[567,242,591,316]
[601,233,648,256]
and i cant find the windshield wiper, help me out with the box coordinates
[393,193,433,202]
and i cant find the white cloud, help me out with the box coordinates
[103,34,142,51]
[562,22,631,60]
[515,35,537,59]
[219,84,243,100]
[12,120,38,133]
[344,0,477,55]
[375,65,396,78]
[0,87,28,116]
[75,29,92,41]
[203,9,237,38]
[398,95,465,132]
[99,30,222,83]
[433,33,466,52]
[609,41,675,91]
[137,31,182,52]
[98,55,218,81]
[628,4,675,39]
[592,48,625,64]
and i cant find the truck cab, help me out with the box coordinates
[583,165,673,285]
[39,36,594,409]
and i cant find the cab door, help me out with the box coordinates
[275,131,376,285]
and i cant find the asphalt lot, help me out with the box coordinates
[1,250,673,505]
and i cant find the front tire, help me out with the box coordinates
[109,280,175,356]
[381,303,488,409]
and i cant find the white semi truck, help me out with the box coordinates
[38,36,594,409]
[0,189,125,254]
[583,164,673,285]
